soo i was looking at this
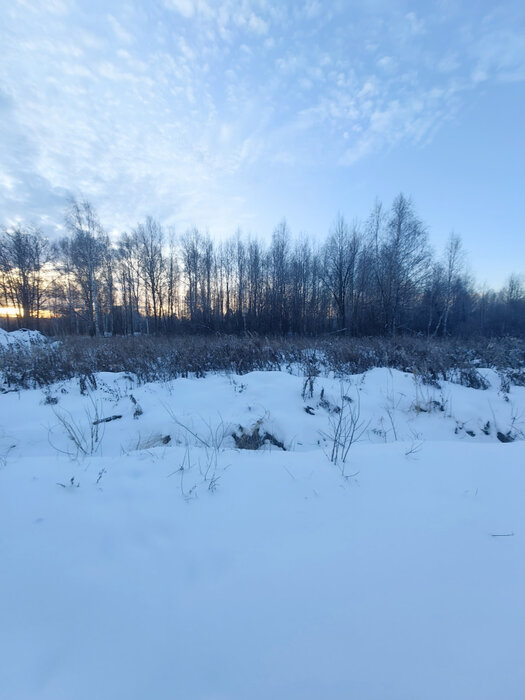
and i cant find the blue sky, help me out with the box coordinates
[1,0,524,287]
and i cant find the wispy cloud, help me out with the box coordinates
[1,0,524,236]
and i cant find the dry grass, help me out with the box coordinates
[1,333,525,391]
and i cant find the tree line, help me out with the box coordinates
[1,194,523,337]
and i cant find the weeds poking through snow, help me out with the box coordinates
[412,370,447,414]
[56,476,80,489]
[301,352,320,400]
[96,468,107,485]
[320,382,370,476]
[129,394,143,419]
[0,443,15,468]
[481,421,491,435]
[174,448,198,502]
[50,393,105,459]
[385,409,398,441]
[164,409,231,496]
[405,440,424,458]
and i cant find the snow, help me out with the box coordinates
[0,327,48,348]
[1,367,525,699]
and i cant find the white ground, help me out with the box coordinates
[1,365,525,699]
[0,327,49,348]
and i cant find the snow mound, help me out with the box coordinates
[0,328,48,348]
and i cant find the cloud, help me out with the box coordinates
[437,52,460,73]
[405,11,425,35]
[246,12,268,35]
[164,0,196,18]
[1,0,524,238]
[107,15,135,45]
[377,56,395,72]
[302,1,322,20]
[472,26,525,83]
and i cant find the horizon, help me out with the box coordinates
[1,0,524,288]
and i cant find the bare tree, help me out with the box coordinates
[321,215,362,333]
[64,199,106,336]
[200,234,214,327]
[0,225,49,327]
[99,234,116,335]
[235,232,247,328]
[501,273,525,334]
[373,194,430,335]
[181,227,201,323]
[116,232,141,335]
[432,233,464,336]
[269,220,290,333]
[246,238,263,327]
[165,228,180,326]
[134,217,165,333]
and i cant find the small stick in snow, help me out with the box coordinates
[282,465,297,481]
[92,414,122,425]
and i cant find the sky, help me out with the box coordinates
[1,0,524,287]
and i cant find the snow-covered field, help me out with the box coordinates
[1,363,525,699]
